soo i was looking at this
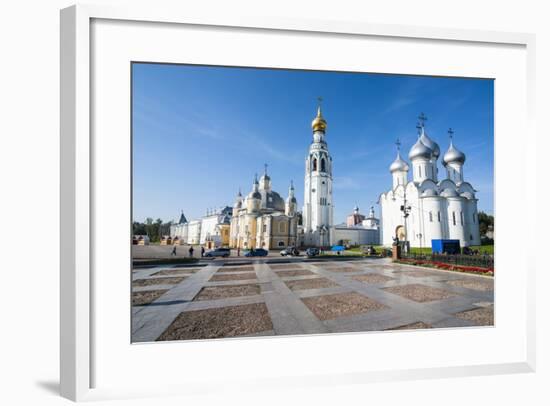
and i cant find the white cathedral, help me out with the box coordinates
[379,115,481,248]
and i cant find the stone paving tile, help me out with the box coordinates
[393,270,442,278]
[132,289,168,306]
[454,306,494,326]
[386,321,433,330]
[270,263,304,270]
[132,276,187,287]
[445,278,494,292]
[151,268,200,276]
[384,284,457,303]
[352,273,394,285]
[209,272,257,282]
[156,303,273,341]
[284,277,338,292]
[302,292,387,321]
[274,269,315,277]
[218,265,255,272]
[194,283,261,301]
[321,266,359,273]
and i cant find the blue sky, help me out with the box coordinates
[132,63,494,224]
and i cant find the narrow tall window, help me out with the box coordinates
[473,213,476,223]
[312,158,317,171]
[429,211,433,222]
[452,212,456,226]
[460,211,464,226]
[418,166,421,177]
[438,211,441,222]
[321,158,326,172]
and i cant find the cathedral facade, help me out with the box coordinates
[302,105,334,247]
[379,117,481,248]
[229,169,299,250]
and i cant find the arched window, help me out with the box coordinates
[321,158,326,172]
[429,212,433,222]
[312,158,317,171]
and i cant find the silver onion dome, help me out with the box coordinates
[419,128,440,159]
[443,141,466,166]
[408,137,432,160]
[389,151,410,172]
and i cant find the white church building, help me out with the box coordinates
[379,115,481,248]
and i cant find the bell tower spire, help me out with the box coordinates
[303,98,333,247]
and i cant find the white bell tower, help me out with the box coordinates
[303,98,334,247]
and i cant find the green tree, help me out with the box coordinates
[478,211,494,236]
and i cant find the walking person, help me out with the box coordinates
[237,247,240,257]
[201,246,205,257]
[189,246,194,258]
[171,245,177,256]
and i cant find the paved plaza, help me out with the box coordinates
[131,258,494,342]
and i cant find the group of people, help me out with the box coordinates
[170,245,206,258]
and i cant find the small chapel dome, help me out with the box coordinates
[389,152,410,172]
[248,190,261,200]
[443,142,466,166]
[421,189,438,197]
[460,191,475,200]
[311,105,327,132]
[440,188,459,197]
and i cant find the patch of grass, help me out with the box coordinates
[469,245,494,255]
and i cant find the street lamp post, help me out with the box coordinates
[398,187,411,253]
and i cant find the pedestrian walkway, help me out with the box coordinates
[131,258,494,342]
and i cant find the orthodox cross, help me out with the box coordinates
[395,138,401,151]
[418,112,428,127]
[317,96,323,106]
[416,122,422,136]
[448,128,454,140]
[264,163,268,175]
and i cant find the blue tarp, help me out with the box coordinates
[331,245,345,252]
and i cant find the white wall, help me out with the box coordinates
[1,1,548,406]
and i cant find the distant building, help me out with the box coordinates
[230,168,299,250]
[332,205,380,246]
[170,206,233,248]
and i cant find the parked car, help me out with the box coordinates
[305,247,320,258]
[204,247,230,258]
[244,248,268,257]
[280,246,300,256]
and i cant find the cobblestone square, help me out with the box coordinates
[131,258,494,342]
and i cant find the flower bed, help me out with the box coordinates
[395,258,494,276]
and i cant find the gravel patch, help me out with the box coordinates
[454,306,494,326]
[387,321,433,330]
[384,284,456,302]
[194,284,261,301]
[352,273,394,284]
[302,292,387,321]
[132,276,186,287]
[132,289,168,306]
[209,272,257,282]
[157,303,273,341]
[275,269,315,277]
[446,278,494,292]
[152,268,199,276]
[284,277,338,291]
[218,266,255,272]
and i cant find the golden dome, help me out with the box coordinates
[311,106,327,132]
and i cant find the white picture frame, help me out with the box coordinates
[60,4,536,402]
